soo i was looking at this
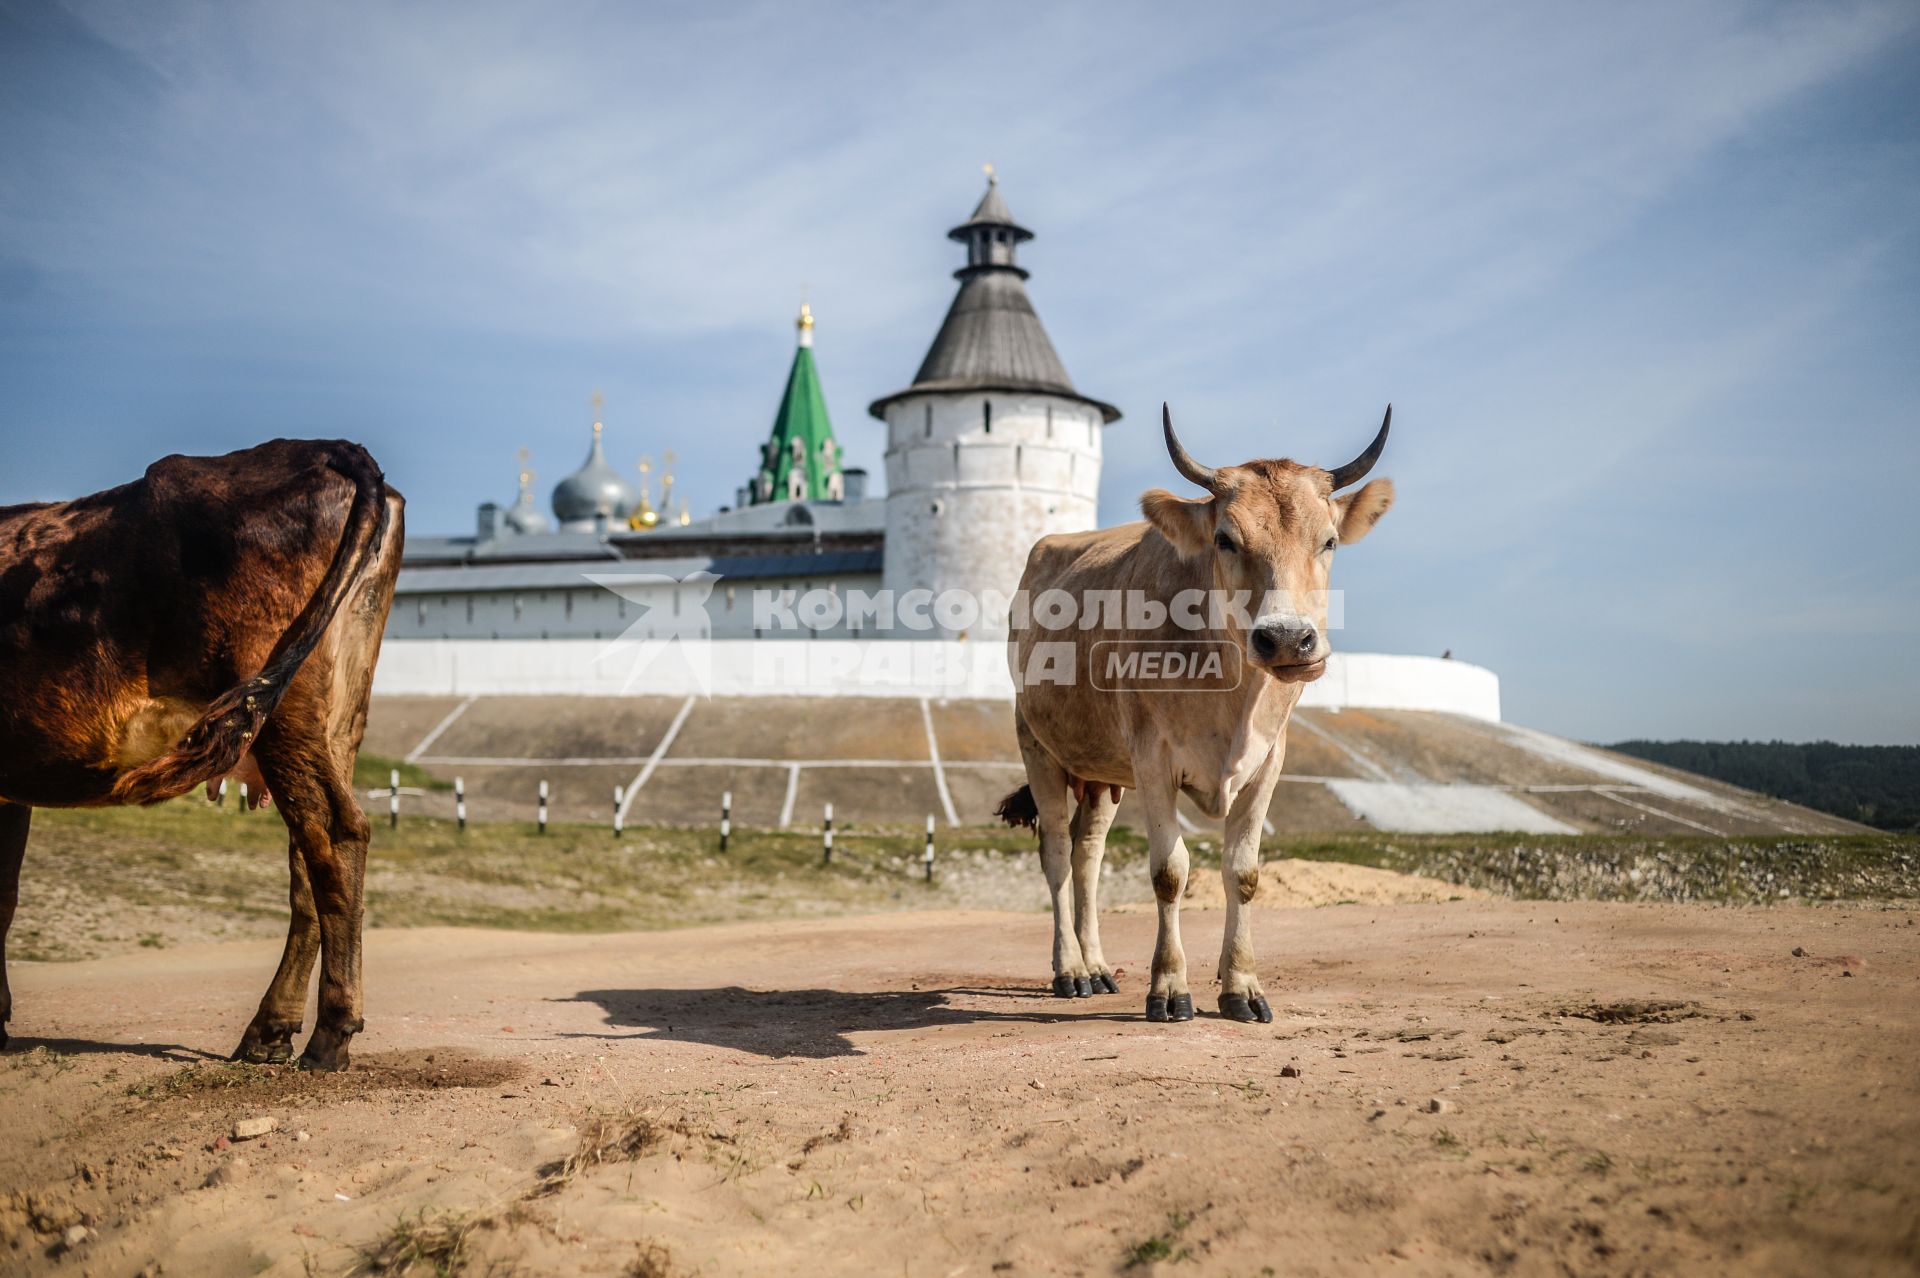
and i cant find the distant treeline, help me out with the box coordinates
[1605,740,1920,832]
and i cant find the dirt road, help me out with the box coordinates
[3,901,1917,1276]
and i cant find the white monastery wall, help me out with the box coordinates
[373,641,1500,721]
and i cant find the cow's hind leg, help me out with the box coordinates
[267,750,368,1071]
[1070,789,1120,994]
[233,843,320,1063]
[1137,773,1193,1022]
[255,697,371,1072]
[0,803,28,1050]
[1016,711,1089,998]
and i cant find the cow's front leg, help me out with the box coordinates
[0,803,29,1051]
[1138,776,1193,1022]
[1070,789,1120,994]
[1218,751,1284,1023]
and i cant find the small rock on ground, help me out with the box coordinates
[203,1158,251,1188]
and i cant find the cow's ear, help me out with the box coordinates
[1333,478,1394,545]
[1141,488,1214,557]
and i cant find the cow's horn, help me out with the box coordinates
[1162,403,1219,492]
[1329,404,1391,491]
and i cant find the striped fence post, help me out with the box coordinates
[822,801,833,864]
[538,779,549,835]
[719,790,732,853]
[613,786,624,838]
[924,813,936,883]
[389,768,400,830]
[455,776,467,833]
[239,783,249,810]
[217,777,228,809]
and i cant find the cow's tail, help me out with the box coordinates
[111,443,392,806]
[995,784,1039,830]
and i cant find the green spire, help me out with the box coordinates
[753,303,844,504]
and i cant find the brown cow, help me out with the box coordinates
[0,440,402,1069]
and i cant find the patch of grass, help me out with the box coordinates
[625,1242,679,1278]
[347,1208,480,1277]
[18,801,1916,967]
[530,1110,670,1199]
[1279,831,1919,904]
[354,752,453,793]
[1124,1210,1195,1268]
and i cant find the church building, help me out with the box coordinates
[389,174,1115,644]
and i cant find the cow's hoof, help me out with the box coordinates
[234,1038,296,1065]
[234,1019,300,1065]
[299,1019,361,1072]
[1146,993,1193,1022]
[1051,974,1076,998]
[0,1026,9,1052]
[1219,993,1274,1024]
[297,1047,350,1073]
[1092,971,1120,995]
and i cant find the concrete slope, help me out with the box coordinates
[364,696,1868,836]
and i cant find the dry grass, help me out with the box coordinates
[337,1111,699,1276]
[529,1109,671,1199]
[624,1241,679,1278]
[346,1209,486,1277]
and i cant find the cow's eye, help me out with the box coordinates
[1322,537,1337,554]
[1214,530,1237,553]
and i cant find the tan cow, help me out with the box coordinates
[999,405,1394,1022]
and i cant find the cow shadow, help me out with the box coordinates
[5,1036,223,1062]
[564,984,1136,1059]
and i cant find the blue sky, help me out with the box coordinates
[3,1,1916,743]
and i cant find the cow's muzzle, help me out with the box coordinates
[1250,622,1328,681]
[1251,622,1319,663]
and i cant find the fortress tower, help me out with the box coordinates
[869,173,1119,638]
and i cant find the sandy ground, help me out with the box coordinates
[3,900,1917,1277]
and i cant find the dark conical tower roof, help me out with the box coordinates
[949,177,1025,238]
[869,175,1119,423]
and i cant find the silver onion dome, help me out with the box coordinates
[551,423,635,530]
[504,487,551,534]
[503,453,551,535]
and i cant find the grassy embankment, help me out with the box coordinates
[10,753,1913,962]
